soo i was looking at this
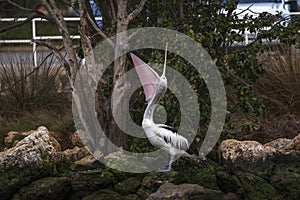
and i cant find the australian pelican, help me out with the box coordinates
[131,46,191,172]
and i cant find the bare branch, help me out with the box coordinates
[33,39,71,78]
[127,0,146,22]
[41,0,79,82]
[1,0,34,12]
[0,13,53,33]
[86,12,115,48]
[110,0,117,23]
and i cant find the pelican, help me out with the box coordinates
[131,45,190,172]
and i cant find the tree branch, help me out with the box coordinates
[41,0,79,82]
[0,12,52,33]
[127,0,146,22]
[1,0,34,12]
[33,39,71,78]
[86,12,115,48]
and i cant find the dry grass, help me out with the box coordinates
[0,53,69,116]
[256,44,300,115]
[0,52,73,151]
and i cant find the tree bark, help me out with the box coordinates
[41,0,79,82]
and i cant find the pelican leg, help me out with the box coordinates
[158,155,174,172]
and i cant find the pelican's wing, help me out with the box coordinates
[157,125,190,150]
[131,53,160,103]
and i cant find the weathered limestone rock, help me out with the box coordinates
[4,131,30,148]
[218,133,300,199]
[219,134,300,173]
[146,183,224,200]
[4,127,61,151]
[70,130,84,147]
[61,146,90,162]
[219,139,276,170]
[0,126,59,200]
[285,133,300,150]
[264,138,292,150]
[104,151,153,172]
[74,154,104,171]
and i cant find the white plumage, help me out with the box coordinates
[131,45,191,172]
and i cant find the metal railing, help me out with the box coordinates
[0,17,102,67]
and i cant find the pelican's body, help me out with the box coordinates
[131,45,190,172]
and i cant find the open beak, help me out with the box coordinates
[162,43,168,77]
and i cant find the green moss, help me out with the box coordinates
[70,168,114,195]
[12,177,71,200]
[238,172,284,200]
[114,177,141,195]
[82,189,122,200]
[173,159,219,190]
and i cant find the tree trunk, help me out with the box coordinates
[108,0,130,150]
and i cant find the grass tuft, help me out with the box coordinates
[256,44,300,115]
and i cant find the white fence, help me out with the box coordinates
[0,17,102,67]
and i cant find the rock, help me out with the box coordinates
[235,171,283,200]
[264,138,292,150]
[81,189,122,200]
[0,126,58,200]
[104,151,153,173]
[74,154,104,171]
[4,127,61,151]
[146,183,224,200]
[219,135,300,200]
[172,157,219,190]
[219,139,276,173]
[4,130,32,148]
[12,177,71,200]
[69,168,114,198]
[61,146,90,162]
[114,177,141,195]
[285,133,300,150]
[81,189,139,200]
[270,164,300,199]
[70,130,84,147]
[223,192,240,200]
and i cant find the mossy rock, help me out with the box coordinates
[12,177,71,200]
[69,168,114,197]
[172,158,219,190]
[82,189,139,200]
[82,189,122,200]
[0,162,58,200]
[270,165,300,199]
[215,167,243,194]
[114,177,141,195]
[236,171,284,200]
